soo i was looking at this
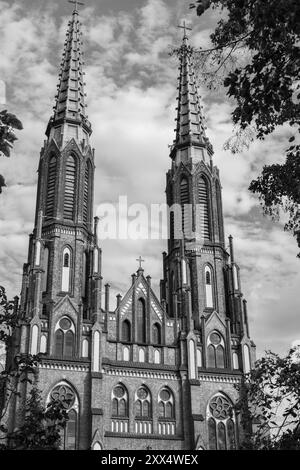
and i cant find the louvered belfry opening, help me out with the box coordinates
[83,163,90,225]
[64,155,76,220]
[180,178,190,236]
[198,176,211,240]
[46,156,57,219]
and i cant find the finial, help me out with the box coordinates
[178,21,192,41]
[68,0,85,13]
[136,256,145,271]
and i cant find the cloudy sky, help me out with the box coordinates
[0,0,299,358]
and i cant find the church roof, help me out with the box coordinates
[173,33,211,151]
[48,6,91,136]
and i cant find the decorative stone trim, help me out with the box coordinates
[104,432,183,441]
[198,374,241,384]
[105,368,179,381]
[39,362,89,372]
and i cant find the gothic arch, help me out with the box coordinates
[61,245,73,293]
[206,392,237,450]
[63,153,78,220]
[206,330,226,369]
[47,380,79,450]
[111,383,129,418]
[197,174,212,241]
[203,263,215,309]
[136,297,146,343]
[45,154,57,219]
[54,316,75,358]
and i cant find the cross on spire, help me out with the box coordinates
[178,21,192,40]
[68,0,85,12]
[136,256,145,270]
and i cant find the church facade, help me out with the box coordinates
[7,7,256,450]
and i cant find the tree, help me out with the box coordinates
[235,347,300,449]
[0,110,23,193]
[2,387,68,450]
[0,286,68,449]
[189,0,300,254]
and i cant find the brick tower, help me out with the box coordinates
[7,10,256,451]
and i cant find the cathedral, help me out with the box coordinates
[7,6,256,450]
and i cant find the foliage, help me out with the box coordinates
[0,109,23,194]
[189,0,300,253]
[235,348,300,450]
[0,286,68,449]
[1,387,68,450]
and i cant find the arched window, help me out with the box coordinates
[152,323,161,345]
[232,351,239,370]
[205,265,214,308]
[158,388,175,419]
[180,178,190,236]
[138,348,145,362]
[64,155,76,220]
[123,346,130,361]
[50,383,78,450]
[135,387,152,418]
[40,334,47,354]
[111,384,128,417]
[42,247,49,293]
[207,332,225,369]
[198,176,211,240]
[54,317,75,358]
[46,156,57,219]
[122,320,131,342]
[83,162,91,226]
[62,247,72,292]
[197,348,202,367]
[82,338,89,357]
[30,324,39,355]
[207,394,236,450]
[154,349,161,364]
[136,298,146,343]
[215,180,224,243]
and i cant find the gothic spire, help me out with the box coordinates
[172,30,212,156]
[46,4,92,144]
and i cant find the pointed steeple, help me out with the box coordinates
[171,29,213,161]
[46,5,92,146]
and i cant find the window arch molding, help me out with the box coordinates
[207,392,237,450]
[47,380,79,450]
[204,263,215,309]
